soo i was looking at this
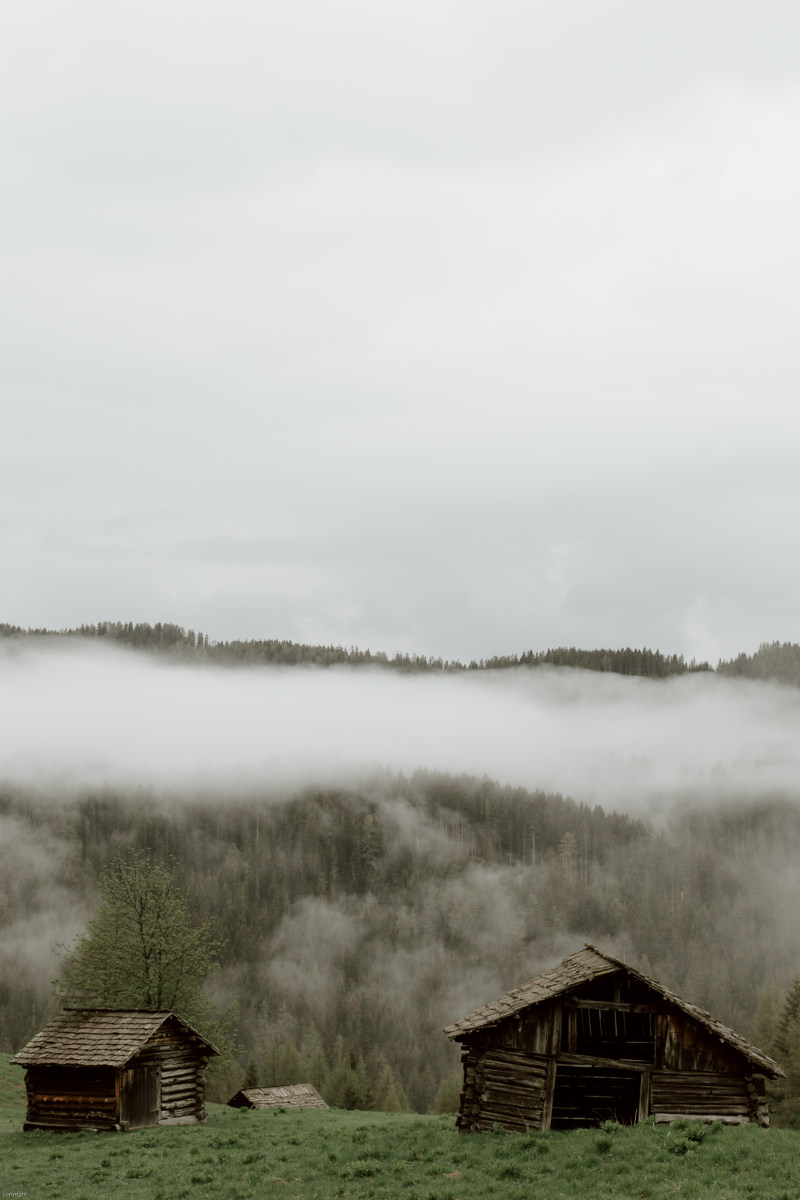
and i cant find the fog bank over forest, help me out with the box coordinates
[3,638,800,812]
[5,635,800,1110]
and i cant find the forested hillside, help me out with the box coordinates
[13,623,800,685]
[717,641,800,686]
[4,622,800,1115]
[0,622,712,676]
[3,771,800,1111]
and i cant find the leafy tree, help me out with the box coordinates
[53,848,238,1065]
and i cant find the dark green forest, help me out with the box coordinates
[8,620,800,683]
[0,621,713,675]
[3,770,800,1116]
[716,641,800,686]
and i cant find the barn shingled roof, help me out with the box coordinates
[444,944,783,1079]
[12,1009,219,1068]
[228,1084,328,1109]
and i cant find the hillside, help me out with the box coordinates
[3,771,800,1112]
[0,621,713,676]
[3,622,800,1115]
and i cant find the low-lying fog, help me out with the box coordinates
[2,639,799,811]
[5,638,800,1068]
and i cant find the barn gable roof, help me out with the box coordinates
[12,1009,219,1068]
[228,1084,328,1109]
[444,944,783,1078]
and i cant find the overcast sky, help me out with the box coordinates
[3,0,800,664]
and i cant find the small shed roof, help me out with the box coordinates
[444,944,783,1078]
[228,1084,328,1109]
[12,1009,219,1068]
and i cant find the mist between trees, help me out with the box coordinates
[3,771,800,1115]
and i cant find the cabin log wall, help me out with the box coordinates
[125,1026,210,1127]
[23,1067,118,1131]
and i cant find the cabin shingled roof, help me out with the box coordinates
[444,944,783,1079]
[12,1009,219,1068]
[229,1084,328,1109]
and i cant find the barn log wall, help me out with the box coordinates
[23,1067,118,1131]
[652,1070,769,1127]
[458,1044,549,1132]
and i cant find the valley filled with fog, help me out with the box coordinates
[2,638,800,1110]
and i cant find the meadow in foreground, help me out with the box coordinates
[2,1057,800,1200]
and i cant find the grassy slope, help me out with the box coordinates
[2,1054,800,1200]
[0,1051,26,1134]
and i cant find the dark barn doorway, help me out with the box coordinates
[551,1065,641,1129]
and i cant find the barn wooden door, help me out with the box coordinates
[120,1064,161,1128]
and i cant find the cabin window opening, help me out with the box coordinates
[561,1007,655,1061]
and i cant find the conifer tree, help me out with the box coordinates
[373,1063,411,1112]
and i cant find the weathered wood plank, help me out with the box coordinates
[567,999,659,1014]
[654,1113,749,1126]
[558,1053,649,1071]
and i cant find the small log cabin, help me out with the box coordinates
[228,1083,328,1110]
[445,945,783,1132]
[12,1009,218,1131]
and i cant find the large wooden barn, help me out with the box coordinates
[445,945,783,1132]
[12,1009,218,1131]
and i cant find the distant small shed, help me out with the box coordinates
[12,1009,218,1131]
[228,1083,328,1110]
[445,945,783,1133]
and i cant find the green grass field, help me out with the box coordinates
[2,1054,800,1200]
